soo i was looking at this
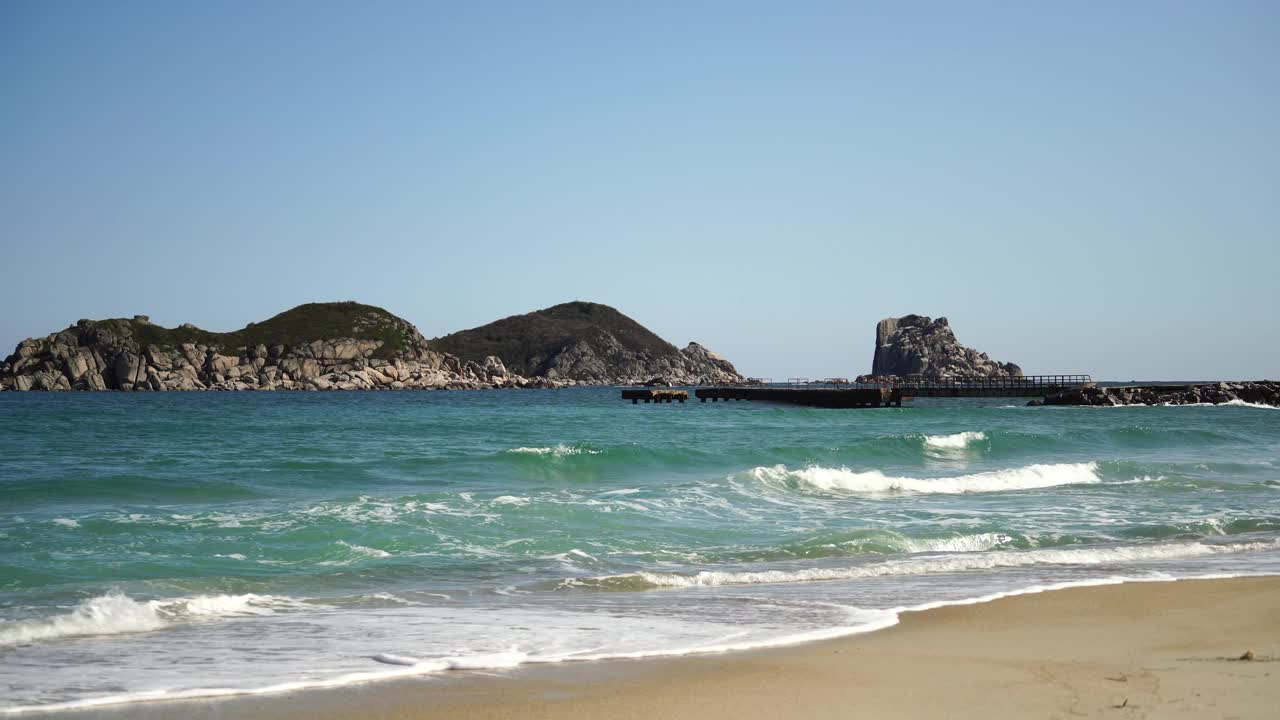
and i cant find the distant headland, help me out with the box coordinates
[3,306,1275,406]
[0,301,743,392]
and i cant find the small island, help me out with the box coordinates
[0,301,742,392]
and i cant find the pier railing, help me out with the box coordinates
[719,375,1092,390]
[892,375,1093,390]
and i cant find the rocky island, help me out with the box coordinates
[0,301,742,392]
[859,314,1023,382]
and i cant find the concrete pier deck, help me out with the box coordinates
[621,376,1093,409]
[621,389,688,404]
[695,386,899,408]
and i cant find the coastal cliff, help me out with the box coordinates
[431,302,743,385]
[868,315,1023,381]
[0,301,743,392]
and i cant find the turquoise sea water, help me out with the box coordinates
[2,389,1278,712]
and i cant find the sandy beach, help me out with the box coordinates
[74,575,1277,720]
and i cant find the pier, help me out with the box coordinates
[621,388,688,404]
[696,386,898,408]
[892,375,1093,398]
[621,376,1093,408]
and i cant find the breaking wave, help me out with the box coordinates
[749,461,1101,495]
[505,444,601,457]
[922,431,987,449]
[571,539,1280,590]
[0,592,304,646]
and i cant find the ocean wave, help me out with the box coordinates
[922,431,987,449]
[0,592,304,646]
[338,540,391,558]
[571,539,1280,590]
[505,444,601,457]
[492,495,531,505]
[897,532,1013,553]
[1176,399,1278,410]
[317,541,395,566]
[1082,399,1277,410]
[767,530,1034,561]
[749,461,1101,495]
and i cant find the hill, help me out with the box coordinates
[0,302,536,392]
[431,301,742,384]
[0,301,742,391]
[81,302,430,360]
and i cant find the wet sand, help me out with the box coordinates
[72,576,1279,720]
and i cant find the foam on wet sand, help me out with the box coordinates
[78,576,1279,720]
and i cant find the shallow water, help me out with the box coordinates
[1,389,1278,712]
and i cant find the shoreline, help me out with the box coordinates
[30,575,1280,719]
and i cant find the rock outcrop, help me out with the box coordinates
[1039,382,1279,407]
[1,300,746,392]
[867,315,1022,381]
[430,302,744,385]
[0,302,562,392]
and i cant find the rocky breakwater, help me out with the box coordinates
[0,303,559,392]
[862,314,1023,381]
[1040,381,1280,407]
[431,301,745,386]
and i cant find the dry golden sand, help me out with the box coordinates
[83,576,1279,720]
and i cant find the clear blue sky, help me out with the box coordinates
[2,1,1276,380]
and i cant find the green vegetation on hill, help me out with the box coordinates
[430,301,679,374]
[91,302,421,359]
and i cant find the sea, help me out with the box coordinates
[1,388,1278,713]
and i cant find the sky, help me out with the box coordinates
[1,1,1276,380]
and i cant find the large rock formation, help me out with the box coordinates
[0,303,558,392]
[869,315,1022,380]
[430,302,744,385]
[0,301,746,392]
[1040,381,1279,407]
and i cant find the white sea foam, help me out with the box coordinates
[1085,399,1277,410]
[0,592,300,646]
[51,518,79,528]
[750,462,1101,495]
[492,495,531,506]
[616,539,1280,588]
[3,572,1270,716]
[301,496,497,525]
[371,652,420,666]
[922,431,987,449]
[898,532,1013,553]
[322,541,391,563]
[506,444,601,457]
[1183,399,1278,410]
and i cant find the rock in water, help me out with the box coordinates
[1042,381,1279,407]
[871,315,1022,380]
